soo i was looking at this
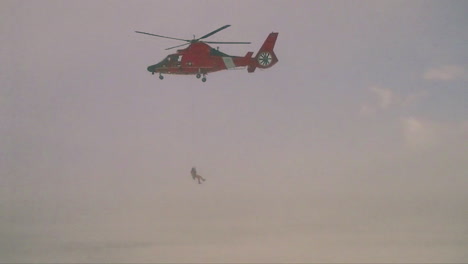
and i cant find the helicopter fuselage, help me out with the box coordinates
[147,42,252,75]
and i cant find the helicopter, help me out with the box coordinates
[136,25,278,82]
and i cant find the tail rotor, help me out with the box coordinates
[248,32,279,73]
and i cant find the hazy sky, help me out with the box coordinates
[1,0,467,263]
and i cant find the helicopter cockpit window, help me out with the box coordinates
[165,55,182,66]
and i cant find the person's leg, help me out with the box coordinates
[198,174,205,181]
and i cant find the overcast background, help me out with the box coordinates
[1,0,467,263]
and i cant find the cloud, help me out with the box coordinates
[423,65,466,81]
[402,117,436,148]
[359,104,376,116]
[359,86,394,116]
[402,117,468,149]
[370,86,394,109]
[360,86,426,116]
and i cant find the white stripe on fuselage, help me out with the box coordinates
[222,57,236,69]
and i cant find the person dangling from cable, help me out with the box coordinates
[191,167,206,184]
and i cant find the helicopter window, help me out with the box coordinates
[166,55,181,64]
[210,48,229,57]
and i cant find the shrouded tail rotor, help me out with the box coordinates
[248,32,279,73]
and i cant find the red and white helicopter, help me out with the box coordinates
[136,25,278,82]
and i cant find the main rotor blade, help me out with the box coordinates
[135,31,189,42]
[165,42,190,50]
[204,41,251,44]
[198,25,231,40]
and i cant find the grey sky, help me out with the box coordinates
[1,0,467,263]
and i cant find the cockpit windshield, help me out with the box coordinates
[159,54,182,67]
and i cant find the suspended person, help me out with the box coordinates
[191,167,206,184]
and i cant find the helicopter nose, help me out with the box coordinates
[147,64,158,73]
[147,61,164,73]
